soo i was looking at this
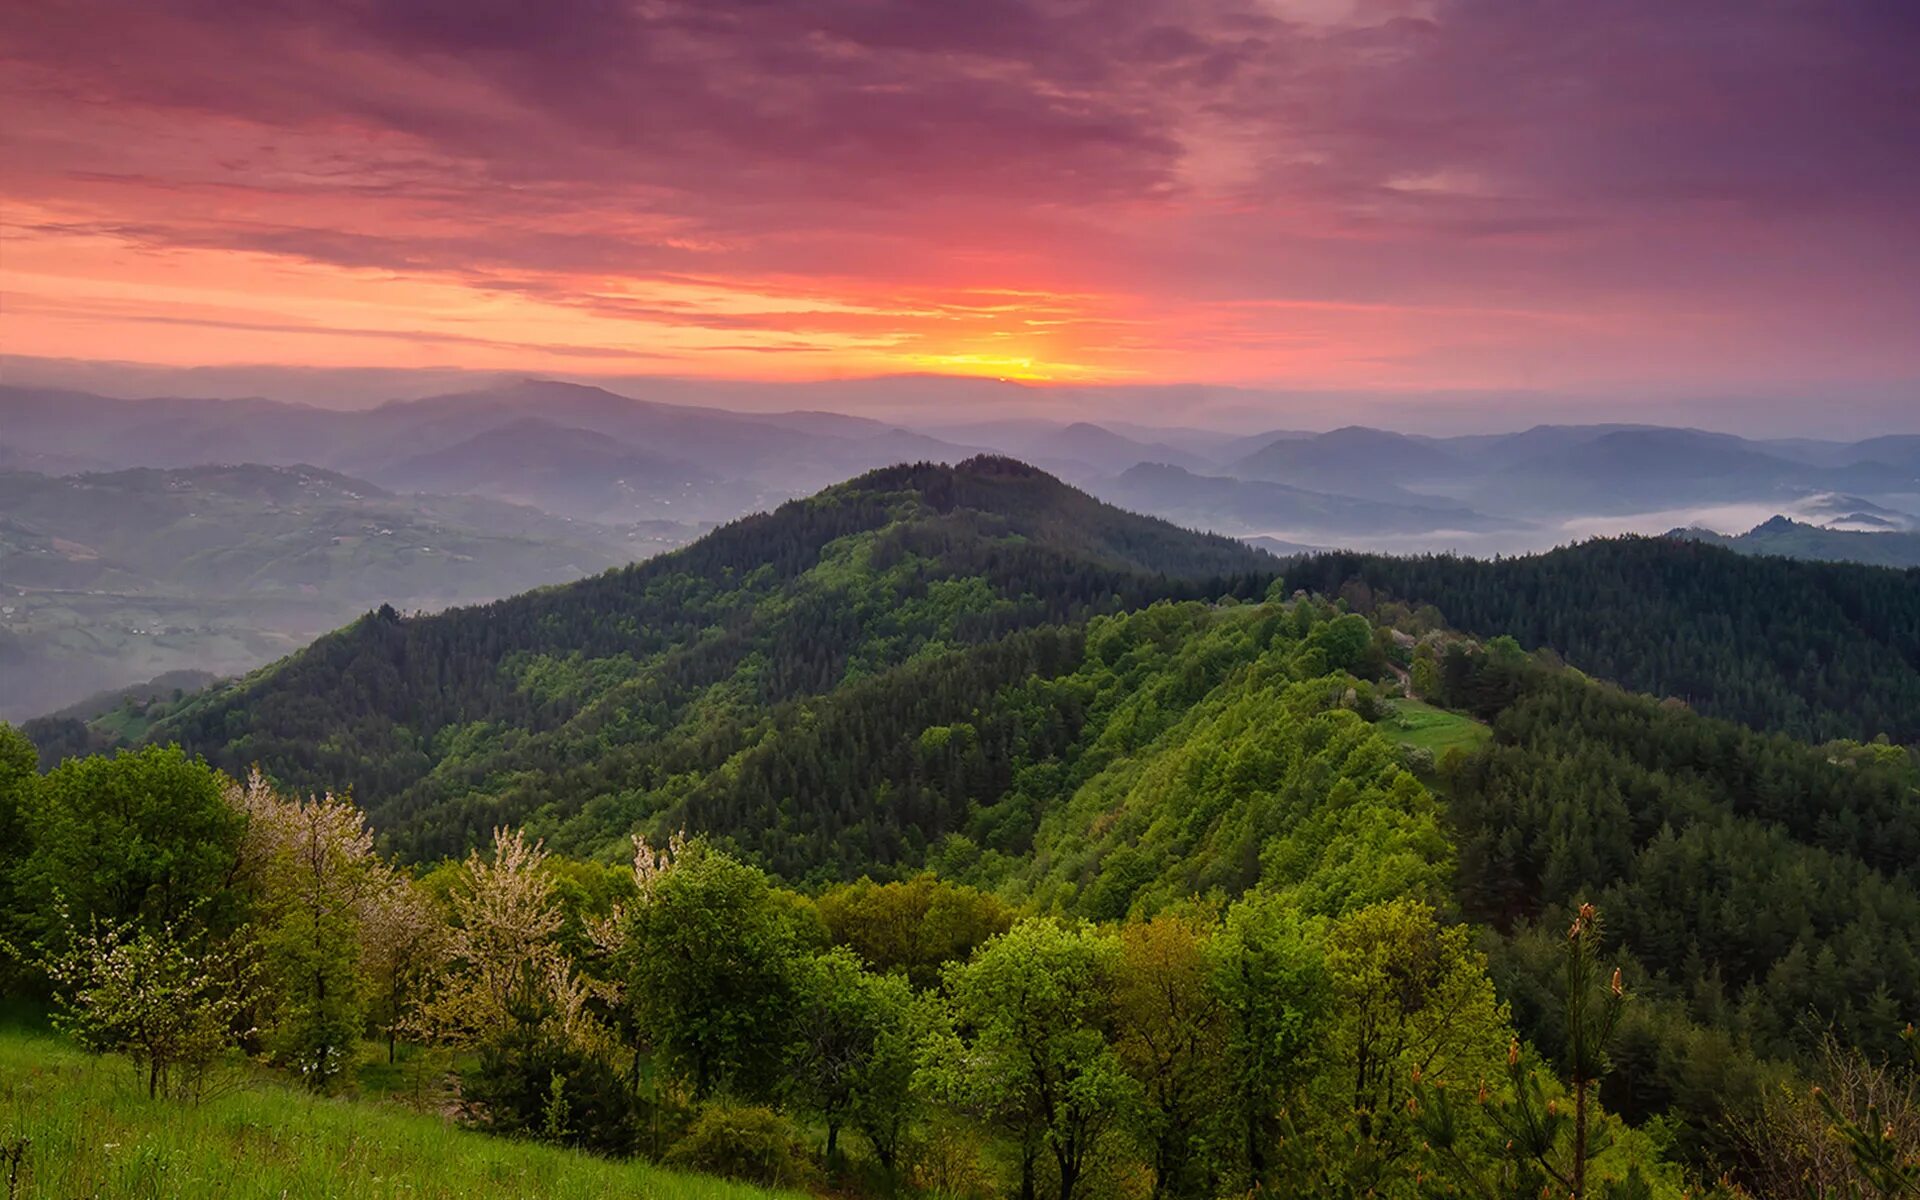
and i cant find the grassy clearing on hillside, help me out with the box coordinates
[1384,699,1491,756]
[0,1026,801,1200]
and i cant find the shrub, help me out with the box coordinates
[460,1015,638,1156]
[665,1100,817,1189]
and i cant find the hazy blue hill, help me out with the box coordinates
[1093,462,1513,537]
[371,416,754,523]
[1668,514,1920,568]
[1846,433,1920,472]
[0,385,348,469]
[1228,425,1470,492]
[1473,428,1920,514]
[355,379,981,494]
[1437,423,1668,467]
[0,380,982,507]
[1242,534,1323,555]
[1027,421,1209,477]
[1212,426,1317,463]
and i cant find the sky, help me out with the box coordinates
[2,0,1918,422]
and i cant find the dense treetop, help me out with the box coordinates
[1284,537,1920,743]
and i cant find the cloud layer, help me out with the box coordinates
[3,0,1917,397]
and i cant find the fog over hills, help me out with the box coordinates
[6,378,1918,715]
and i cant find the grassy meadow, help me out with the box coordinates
[0,1025,801,1200]
[1383,698,1492,756]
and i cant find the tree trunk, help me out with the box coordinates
[826,1121,840,1163]
[1154,1132,1182,1200]
[1056,1143,1080,1200]
[1572,1079,1589,1199]
[1245,1106,1267,1192]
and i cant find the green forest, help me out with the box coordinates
[5,459,1918,1199]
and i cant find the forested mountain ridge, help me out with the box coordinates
[148,457,1279,854]
[1282,537,1920,743]
[91,464,1920,865]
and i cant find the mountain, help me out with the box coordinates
[1792,492,1917,529]
[1024,422,1208,477]
[1472,428,1920,514]
[1213,426,1317,463]
[1436,423,1669,468]
[1228,426,1470,494]
[145,457,1279,855]
[1242,535,1323,556]
[1845,433,1920,473]
[1091,462,1514,538]
[370,417,754,523]
[1668,514,1920,568]
[342,380,987,498]
[0,386,341,469]
[0,464,680,718]
[910,419,1210,480]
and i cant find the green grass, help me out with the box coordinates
[1384,699,1492,756]
[0,1025,805,1200]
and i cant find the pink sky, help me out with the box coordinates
[2,0,1917,405]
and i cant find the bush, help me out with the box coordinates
[665,1100,817,1189]
[460,1018,638,1156]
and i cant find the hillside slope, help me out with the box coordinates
[0,1025,804,1200]
[1283,537,1920,743]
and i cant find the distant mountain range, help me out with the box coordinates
[7,382,1917,546]
[1091,462,1514,538]
[6,379,1919,716]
